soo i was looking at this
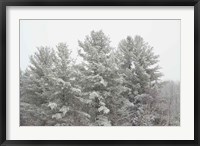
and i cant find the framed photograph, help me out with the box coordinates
[0,0,199,145]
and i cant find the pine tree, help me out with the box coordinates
[21,46,56,106]
[116,35,163,125]
[20,47,57,125]
[77,30,124,126]
[47,43,90,126]
[118,35,162,94]
[20,44,90,126]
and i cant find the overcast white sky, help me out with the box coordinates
[20,20,180,81]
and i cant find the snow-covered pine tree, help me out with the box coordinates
[77,30,126,126]
[118,35,162,94]
[20,47,57,125]
[46,43,91,126]
[116,35,163,125]
[21,46,56,106]
[20,44,90,126]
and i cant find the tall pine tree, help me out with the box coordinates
[116,35,163,125]
[77,30,127,125]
